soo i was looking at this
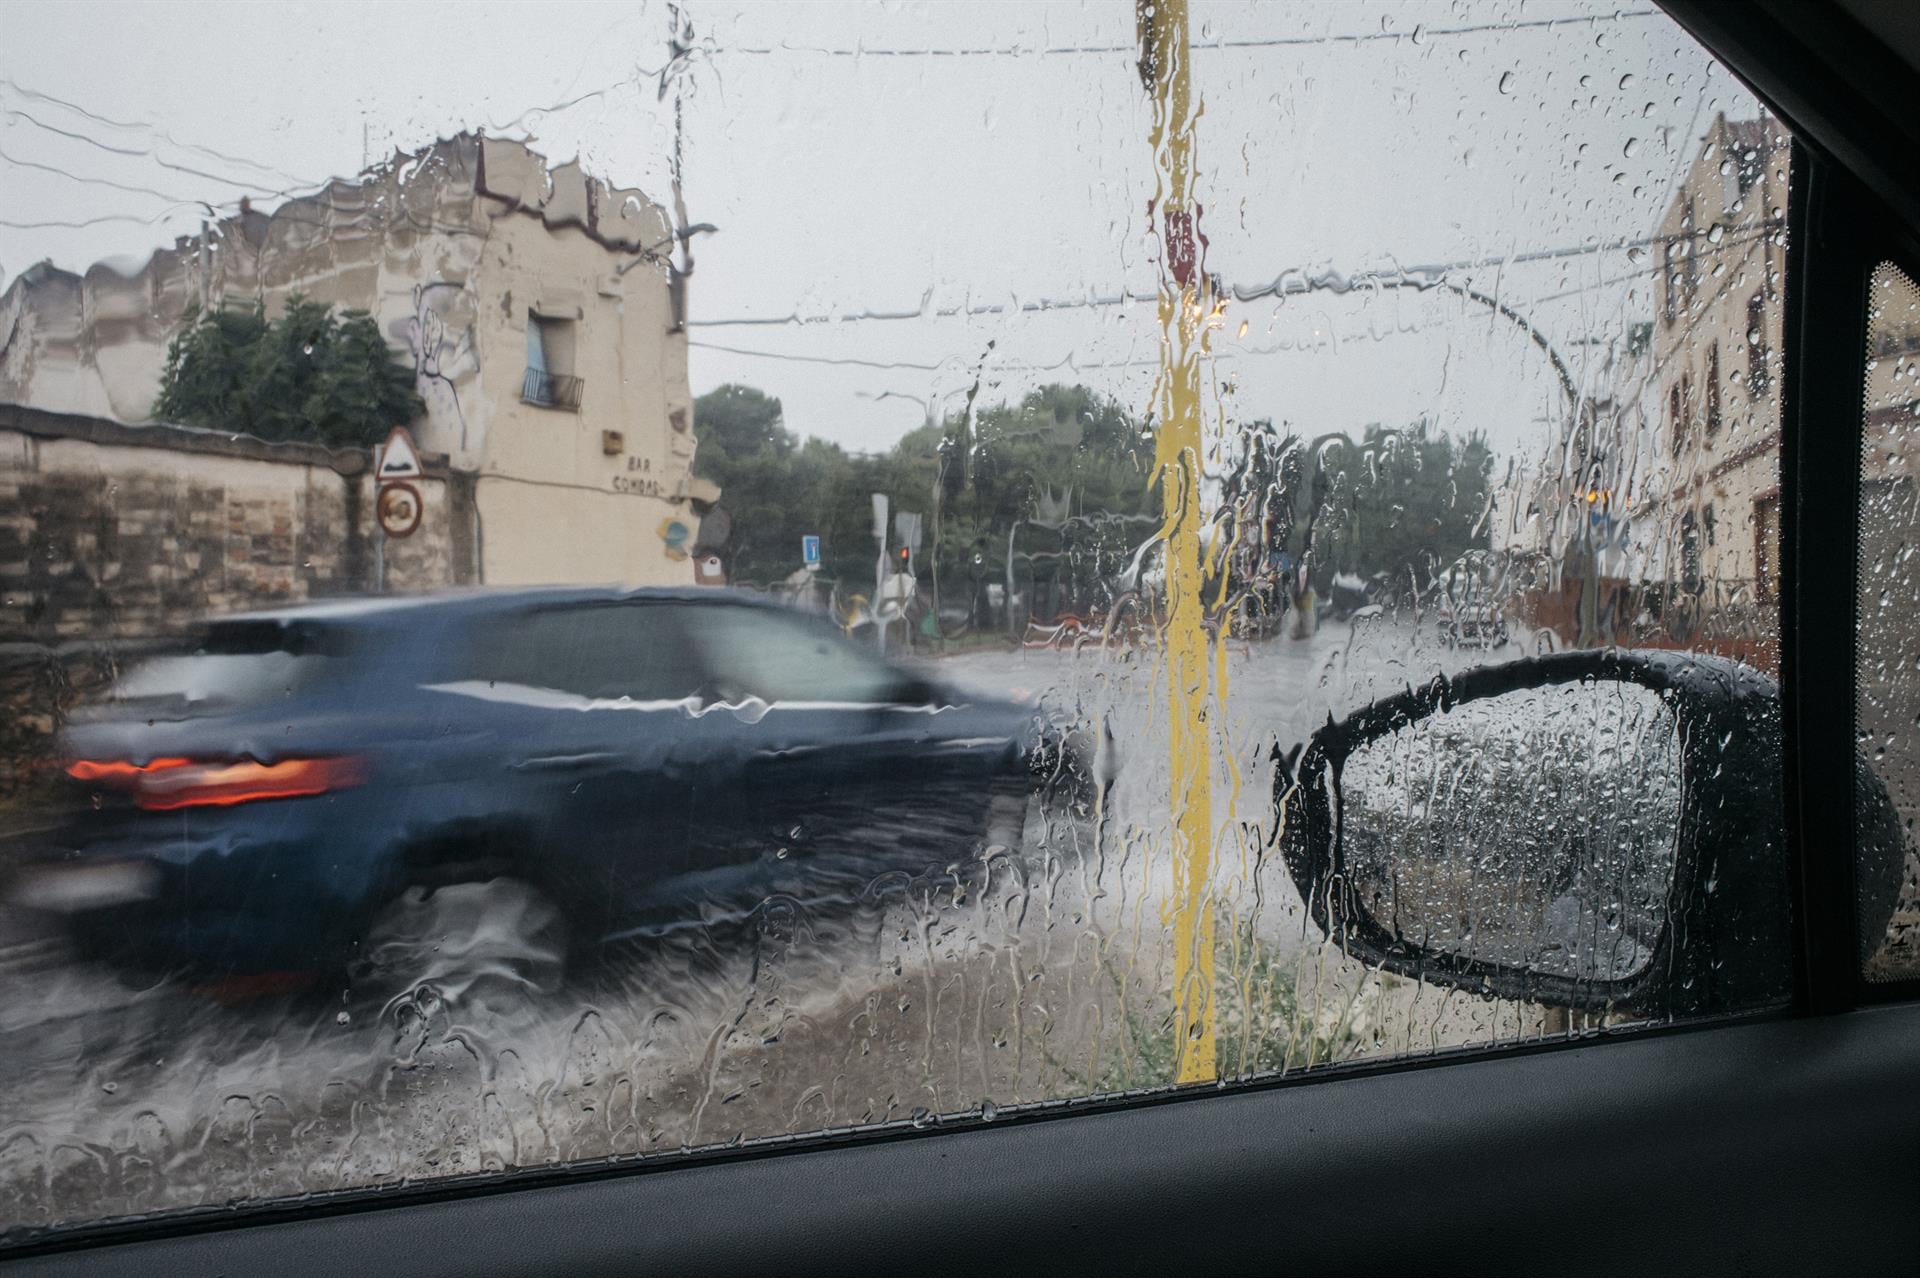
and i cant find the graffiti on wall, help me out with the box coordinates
[402,281,480,461]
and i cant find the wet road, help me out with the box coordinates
[0,614,1547,1237]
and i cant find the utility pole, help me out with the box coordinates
[662,3,699,334]
[1139,0,1218,1085]
[863,389,945,628]
[197,216,211,312]
[871,492,890,652]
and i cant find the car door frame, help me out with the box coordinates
[10,1,1920,1272]
[1665,0,1920,1017]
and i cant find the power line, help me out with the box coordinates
[371,7,1667,155]
[0,77,313,186]
[720,9,1662,58]
[0,211,196,231]
[0,145,193,204]
[690,338,1164,374]
[484,83,629,137]
[689,339,949,370]
[688,225,1783,373]
[1,106,306,196]
[687,228,1722,330]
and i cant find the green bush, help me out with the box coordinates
[154,295,421,449]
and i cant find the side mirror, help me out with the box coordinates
[1274,650,1795,1017]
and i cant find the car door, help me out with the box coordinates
[443,602,707,940]
[672,601,1006,913]
[11,2,1920,1275]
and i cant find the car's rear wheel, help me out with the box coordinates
[349,877,571,1029]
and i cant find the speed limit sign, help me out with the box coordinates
[376,482,423,539]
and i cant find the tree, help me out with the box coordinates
[693,385,852,584]
[910,384,1157,619]
[694,382,1157,605]
[154,295,421,448]
[1316,422,1495,589]
[1213,417,1494,606]
[691,384,793,463]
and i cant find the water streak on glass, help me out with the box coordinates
[0,0,1789,1242]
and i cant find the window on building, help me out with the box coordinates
[1664,240,1681,325]
[1706,341,1722,437]
[1680,508,1703,595]
[1747,290,1771,397]
[1683,197,1700,307]
[1669,382,1686,456]
[1754,493,1781,602]
[523,312,583,411]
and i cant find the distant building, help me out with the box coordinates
[1492,115,1787,663]
[0,133,716,586]
[1638,113,1789,608]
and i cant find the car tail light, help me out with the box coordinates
[65,756,366,810]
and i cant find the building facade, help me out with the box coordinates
[0,134,714,588]
[1639,113,1789,608]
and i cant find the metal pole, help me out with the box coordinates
[872,492,889,653]
[1139,0,1218,1085]
[1005,519,1021,640]
[928,402,943,632]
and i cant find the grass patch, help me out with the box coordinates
[1079,923,1379,1093]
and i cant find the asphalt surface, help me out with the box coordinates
[0,614,1548,1239]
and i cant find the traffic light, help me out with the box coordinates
[895,544,912,573]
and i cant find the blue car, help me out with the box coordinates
[8,589,1083,1001]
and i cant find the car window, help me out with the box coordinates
[95,621,354,713]
[677,603,910,703]
[0,0,1791,1247]
[1858,262,1920,980]
[464,604,706,700]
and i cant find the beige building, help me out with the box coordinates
[1492,115,1787,663]
[0,133,714,587]
[1638,113,1790,608]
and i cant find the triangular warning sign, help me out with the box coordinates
[376,426,423,481]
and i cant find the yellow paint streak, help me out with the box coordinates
[1138,0,1218,1086]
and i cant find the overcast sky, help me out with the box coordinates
[1,0,1757,462]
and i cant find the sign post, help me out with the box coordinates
[893,511,922,576]
[870,494,890,652]
[375,426,423,484]
[371,426,426,593]
[376,482,423,539]
[802,535,821,572]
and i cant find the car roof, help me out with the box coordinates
[212,586,785,630]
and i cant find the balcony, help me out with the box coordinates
[521,368,585,412]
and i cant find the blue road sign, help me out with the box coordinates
[802,535,821,567]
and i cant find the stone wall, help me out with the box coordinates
[0,402,473,793]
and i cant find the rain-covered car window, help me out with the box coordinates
[104,643,331,710]
[459,604,706,700]
[0,0,1788,1243]
[1858,263,1920,981]
[676,603,915,702]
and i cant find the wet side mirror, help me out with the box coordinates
[1275,651,1792,1017]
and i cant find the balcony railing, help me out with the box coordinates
[522,368,585,411]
